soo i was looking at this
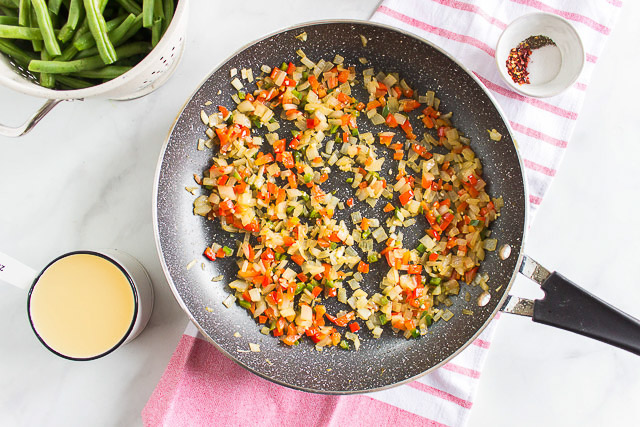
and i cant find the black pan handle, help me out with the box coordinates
[503,256,640,356]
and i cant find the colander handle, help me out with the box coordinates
[0,99,63,138]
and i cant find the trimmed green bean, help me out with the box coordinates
[73,13,126,50]
[114,0,140,15]
[118,12,142,42]
[71,0,105,43]
[56,43,77,60]
[58,0,84,43]
[153,0,163,20]
[162,0,173,34]
[83,0,116,64]
[0,16,19,25]
[150,0,162,46]
[73,43,94,58]
[28,5,42,51]
[55,74,92,88]
[72,64,130,78]
[18,0,30,26]
[30,0,61,55]
[107,13,136,44]
[39,49,55,88]
[150,17,160,47]
[0,24,58,40]
[28,41,151,73]
[74,13,139,58]
[142,0,153,28]
[0,38,35,66]
[48,0,63,15]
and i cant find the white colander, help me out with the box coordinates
[0,0,189,137]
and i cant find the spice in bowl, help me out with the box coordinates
[506,35,558,85]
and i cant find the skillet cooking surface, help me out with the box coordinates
[154,21,526,393]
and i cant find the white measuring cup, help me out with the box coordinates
[1,249,154,360]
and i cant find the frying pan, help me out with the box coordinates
[153,21,640,393]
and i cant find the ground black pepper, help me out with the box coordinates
[506,34,556,85]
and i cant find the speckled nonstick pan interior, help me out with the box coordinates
[153,21,527,393]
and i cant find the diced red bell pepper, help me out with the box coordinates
[385,113,398,128]
[440,212,454,231]
[399,189,414,206]
[407,264,422,274]
[261,248,275,262]
[349,322,361,333]
[357,261,369,274]
[273,139,286,154]
[281,151,294,169]
[337,70,350,83]
[326,311,355,327]
[282,334,302,345]
[203,247,216,261]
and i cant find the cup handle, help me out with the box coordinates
[0,99,63,138]
[0,251,37,289]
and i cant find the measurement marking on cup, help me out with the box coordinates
[0,264,5,271]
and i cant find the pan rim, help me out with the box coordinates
[152,18,530,394]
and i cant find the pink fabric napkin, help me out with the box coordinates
[144,1,622,426]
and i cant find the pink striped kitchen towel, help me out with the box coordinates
[143,1,622,426]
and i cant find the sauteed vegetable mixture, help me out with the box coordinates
[192,48,502,350]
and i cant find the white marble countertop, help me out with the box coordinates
[1,1,639,426]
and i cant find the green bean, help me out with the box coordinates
[153,0,163,20]
[0,38,35,66]
[151,17,160,46]
[114,0,140,15]
[48,0,63,15]
[58,0,84,43]
[73,43,94,57]
[107,13,137,44]
[28,41,151,73]
[30,0,61,55]
[39,49,55,87]
[18,0,30,26]
[72,64,130,78]
[0,16,19,25]
[150,0,162,46]
[162,0,173,34]
[28,5,42,51]
[0,0,18,7]
[0,24,56,39]
[83,0,116,64]
[74,13,139,58]
[73,13,126,50]
[118,12,142,42]
[142,0,153,28]
[71,0,104,43]
[56,43,77,60]
[55,74,92,89]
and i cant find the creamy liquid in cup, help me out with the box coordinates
[28,252,137,360]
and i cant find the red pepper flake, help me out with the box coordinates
[506,35,556,86]
[506,44,532,85]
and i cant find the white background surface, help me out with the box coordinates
[1,1,639,426]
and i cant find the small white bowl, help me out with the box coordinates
[495,13,585,98]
